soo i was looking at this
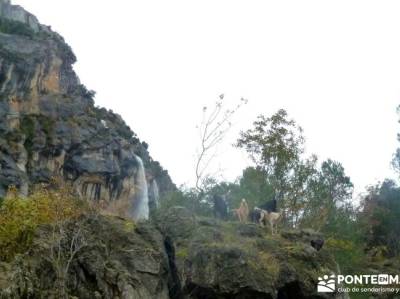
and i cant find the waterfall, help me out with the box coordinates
[131,155,149,220]
[149,179,160,209]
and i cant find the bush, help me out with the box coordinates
[0,18,34,37]
[0,183,87,261]
[157,189,213,217]
[326,238,365,275]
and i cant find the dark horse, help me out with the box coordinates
[213,194,228,220]
[250,198,277,223]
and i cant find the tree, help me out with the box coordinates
[48,220,87,299]
[301,159,354,233]
[195,94,247,193]
[236,110,356,231]
[236,109,304,201]
[391,149,400,175]
[237,167,275,208]
[360,180,400,257]
[319,159,353,204]
[392,105,400,175]
[286,155,318,227]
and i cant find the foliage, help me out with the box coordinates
[300,159,354,233]
[326,238,365,275]
[235,167,275,208]
[319,159,354,203]
[284,156,318,227]
[359,180,400,257]
[391,105,400,175]
[75,84,96,100]
[0,18,34,37]
[20,116,35,154]
[175,248,189,259]
[0,183,87,262]
[158,189,213,217]
[204,167,275,212]
[235,109,354,230]
[237,109,304,199]
[158,189,188,210]
[19,115,56,156]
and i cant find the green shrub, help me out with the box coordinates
[326,238,365,275]
[20,116,35,154]
[0,183,87,262]
[19,115,56,155]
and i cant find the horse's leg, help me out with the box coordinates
[259,213,264,227]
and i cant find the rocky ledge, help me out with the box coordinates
[0,207,345,299]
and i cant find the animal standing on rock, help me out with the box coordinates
[311,239,325,251]
[233,198,249,223]
[213,194,228,220]
[254,207,281,235]
[250,198,277,223]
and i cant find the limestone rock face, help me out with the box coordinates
[0,1,174,204]
[0,0,43,33]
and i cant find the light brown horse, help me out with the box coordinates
[233,198,249,223]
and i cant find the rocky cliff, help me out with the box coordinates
[0,208,346,299]
[0,2,353,299]
[0,0,174,216]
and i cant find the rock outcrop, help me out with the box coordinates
[0,216,172,299]
[0,0,174,214]
[160,207,341,299]
[0,209,345,299]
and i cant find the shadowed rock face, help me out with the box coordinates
[0,0,174,205]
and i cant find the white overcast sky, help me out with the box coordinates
[13,0,400,196]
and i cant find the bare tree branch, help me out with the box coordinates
[195,95,248,192]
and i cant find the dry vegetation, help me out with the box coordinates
[0,181,87,261]
[0,178,139,263]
